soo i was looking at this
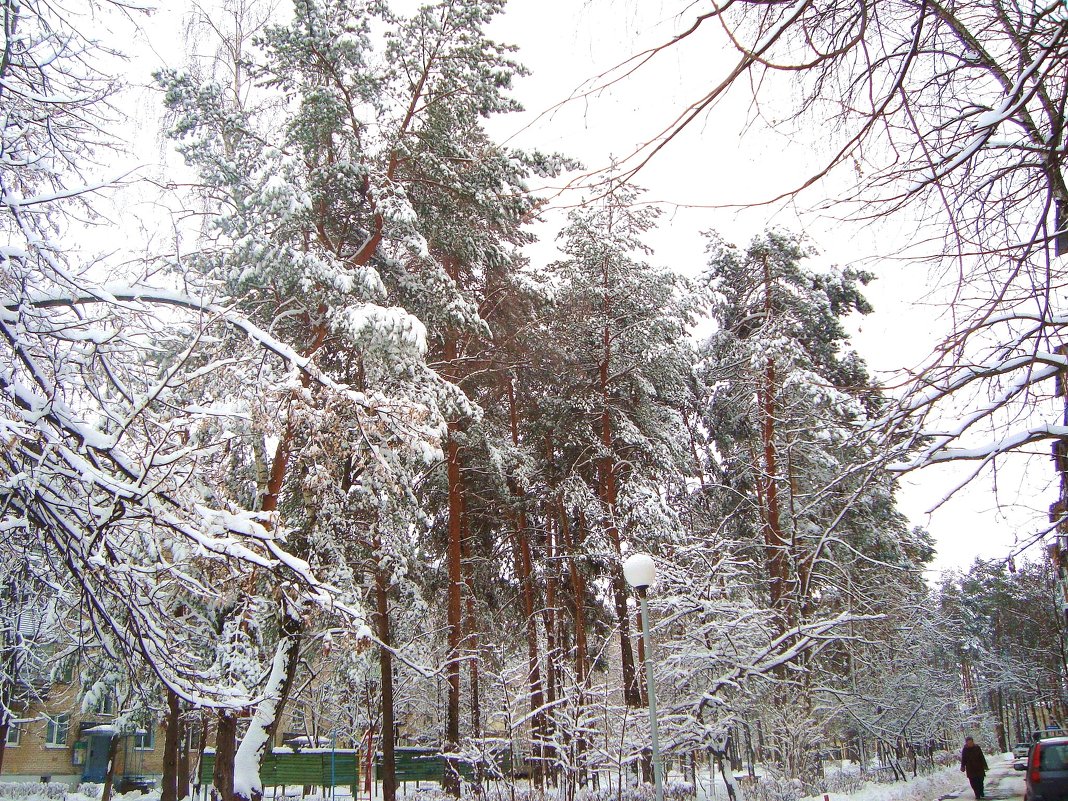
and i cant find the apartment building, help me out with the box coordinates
[1,679,165,788]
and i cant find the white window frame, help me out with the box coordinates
[133,726,154,751]
[93,693,114,715]
[5,720,20,746]
[45,713,69,747]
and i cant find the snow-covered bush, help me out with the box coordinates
[822,770,865,795]
[573,781,695,801]
[0,783,69,800]
[737,776,803,801]
[932,751,956,767]
[402,780,700,801]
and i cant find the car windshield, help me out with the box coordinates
[1040,744,1068,770]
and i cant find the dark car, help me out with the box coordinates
[1020,736,1068,801]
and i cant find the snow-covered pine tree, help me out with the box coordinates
[691,228,932,781]
[940,558,1066,748]
[699,230,878,622]
[355,4,568,792]
[527,183,698,781]
[159,0,566,797]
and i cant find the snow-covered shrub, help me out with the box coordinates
[573,781,695,801]
[862,766,900,785]
[737,775,803,801]
[479,788,540,801]
[479,787,542,801]
[822,770,864,795]
[392,791,450,801]
[0,782,69,800]
[76,785,102,799]
[932,751,955,768]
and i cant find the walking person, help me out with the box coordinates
[961,736,989,799]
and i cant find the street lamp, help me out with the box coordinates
[623,553,664,801]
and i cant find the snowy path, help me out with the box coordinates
[807,756,1023,801]
[980,756,1024,801]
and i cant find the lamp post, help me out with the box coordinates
[623,553,664,801]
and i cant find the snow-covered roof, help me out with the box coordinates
[82,724,120,736]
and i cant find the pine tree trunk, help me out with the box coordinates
[444,427,464,798]
[757,252,791,627]
[599,395,640,705]
[374,557,397,801]
[162,688,182,801]
[460,522,483,793]
[559,505,590,785]
[542,511,559,784]
[760,362,789,616]
[559,507,589,690]
[439,252,467,791]
[994,689,1007,752]
[212,712,238,801]
[598,250,640,708]
[506,378,546,790]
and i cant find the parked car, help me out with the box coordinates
[1035,728,1065,742]
[1017,742,1035,759]
[1017,736,1068,801]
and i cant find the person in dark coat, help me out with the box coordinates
[961,736,989,799]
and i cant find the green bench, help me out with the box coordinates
[198,749,360,794]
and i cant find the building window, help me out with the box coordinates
[45,714,69,747]
[93,693,114,715]
[54,657,74,684]
[133,726,154,751]
[5,721,20,746]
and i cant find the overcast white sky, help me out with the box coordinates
[123,0,1054,576]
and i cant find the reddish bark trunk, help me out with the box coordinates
[600,413,640,705]
[506,378,546,789]
[162,688,182,801]
[758,252,791,624]
[374,556,397,801]
[466,596,483,790]
[542,506,559,777]
[444,427,464,797]
[597,251,641,707]
[212,712,237,801]
[559,505,589,690]
[441,250,467,796]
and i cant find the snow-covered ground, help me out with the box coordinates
[0,756,1027,801]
